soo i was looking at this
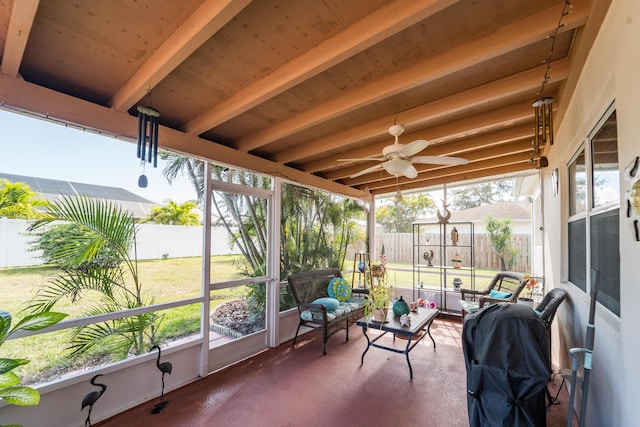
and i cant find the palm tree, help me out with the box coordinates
[27,195,161,360]
[0,179,47,219]
[159,154,366,324]
[141,200,200,225]
[485,214,519,271]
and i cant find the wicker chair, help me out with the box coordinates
[459,271,528,319]
[535,288,568,331]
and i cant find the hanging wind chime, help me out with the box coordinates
[530,0,571,166]
[136,105,160,188]
[532,96,554,151]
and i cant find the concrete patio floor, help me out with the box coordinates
[97,316,574,426]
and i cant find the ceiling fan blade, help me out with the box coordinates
[411,155,469,165]
[337,156,385,162]
[400,139,429,157]
[403,165,418,179]
[350,163,385,178]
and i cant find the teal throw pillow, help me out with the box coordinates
[313,297,340,312]
[328,277,352,302]
[489,289,513,299]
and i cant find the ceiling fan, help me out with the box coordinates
[340,124,469,179]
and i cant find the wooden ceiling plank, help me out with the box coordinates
[1,0,39,78]
[372,162,533,195]
[236,1,588,152]
[110,0,252,111]
[183,0,458,135]
[274,59,569,164]
[0,71,364,201]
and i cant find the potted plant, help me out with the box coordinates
[518,275,538,306]
[364,280,393,323]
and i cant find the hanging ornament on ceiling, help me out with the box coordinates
[532,96,554,149]
[136,104,160,188]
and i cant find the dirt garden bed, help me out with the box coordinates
[210,300,265,338]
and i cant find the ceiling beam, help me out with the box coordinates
[235,1,588,152]
[0,72,364,200]
[110,0,252,111]
[0,0,39,77]
[183,0,458,135]
[373,162,534,195]
[274,59,569,164]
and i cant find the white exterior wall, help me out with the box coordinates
[545,0,639,425]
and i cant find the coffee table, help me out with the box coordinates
[356,307,438,379]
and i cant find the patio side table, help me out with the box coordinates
[356,307,438,379]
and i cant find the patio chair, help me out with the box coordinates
[459,271,528,319]
[534,288,568,331]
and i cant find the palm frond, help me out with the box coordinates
[24,267,125,314]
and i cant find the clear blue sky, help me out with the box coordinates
[0,108,197,204]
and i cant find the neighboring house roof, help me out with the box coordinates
[0,173,157,218]
[423,201,531,223]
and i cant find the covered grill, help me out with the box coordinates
[462,303,550,427]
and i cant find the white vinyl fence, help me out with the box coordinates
[0,218,240,268]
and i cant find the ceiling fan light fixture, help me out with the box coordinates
[383,158,411,176]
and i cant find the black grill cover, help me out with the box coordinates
[462,303,550,427]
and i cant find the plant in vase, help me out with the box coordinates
[364,280,393,323]
[519,274,538,305]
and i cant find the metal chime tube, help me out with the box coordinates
[151,115,159,167]
[547,99,554,145]
[541,100,547,144]
[532,96,554,154]
[532,99,541,153]
[136,106,160,166]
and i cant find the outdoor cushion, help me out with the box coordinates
[328,277,352,302]
[312,297,340,312]
[300,300,364,322]
[489,289,513,299]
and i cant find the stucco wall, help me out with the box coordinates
[545,0,639,425]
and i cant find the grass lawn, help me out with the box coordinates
[0,255,246,384]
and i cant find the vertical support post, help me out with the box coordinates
[266,178,281,348]
[199,162,212,378]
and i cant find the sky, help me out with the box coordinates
[0,108,197,204]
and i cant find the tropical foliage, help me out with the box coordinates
[140,200,200,225]
[0,310,67,409]
[375,193,435,232]
[26,195,161,360]
[0,179,46,219]
[449,180,513,210]
[29,224,121,271]
[485,214,519,271]
[160,154,367,323]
